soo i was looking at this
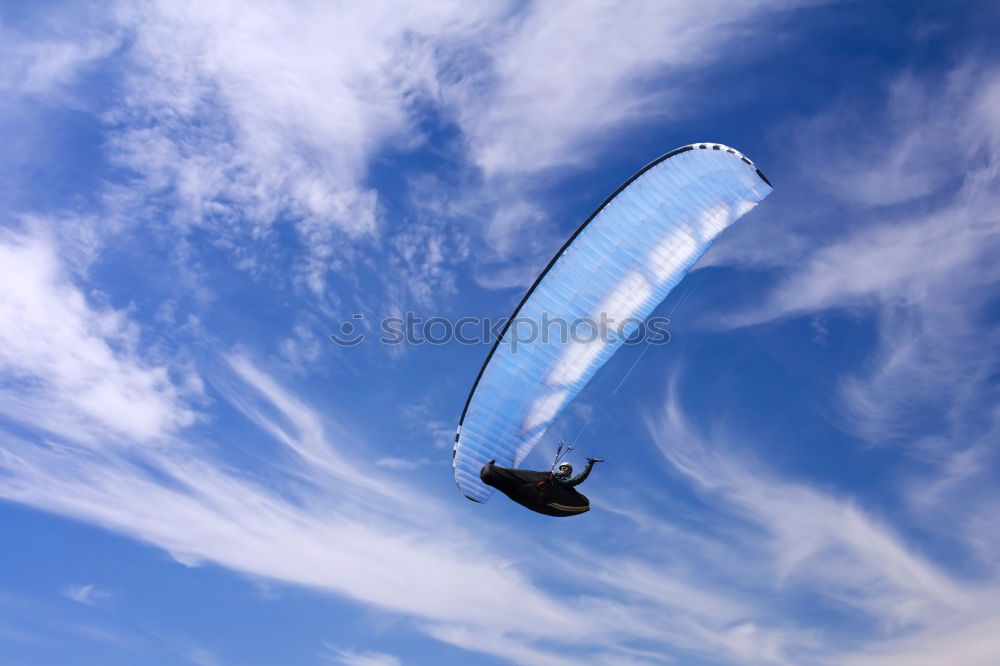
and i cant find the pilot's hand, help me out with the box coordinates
[587,457,605,463]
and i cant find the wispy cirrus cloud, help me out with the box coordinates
[693,62,1000,600]
[0,227,196,446]
[709,60,1000,470]
[0,12,118,101]
[717,60,1000,316]
[1,220,941,666]
[4,0,816,315]
[440,0,815,289]
[3,204,997,666]
[447,0,799,178]
[0,226,726,666]
[324,648,401,666]
[62,584,111,607]
[838,598,1000,666]
[8,5,998,666]
[374,456,431,471]
[645,383,1000,666]
[103,0,502,308]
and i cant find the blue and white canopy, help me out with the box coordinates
[453,143,773,503]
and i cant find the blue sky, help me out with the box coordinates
[1,1,999,665]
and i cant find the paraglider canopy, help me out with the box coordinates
[452,143,772,505]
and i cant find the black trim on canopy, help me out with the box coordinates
[454,144,771,440]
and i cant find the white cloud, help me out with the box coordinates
[0,228,195,445]
[650,391,969,619]
[325,648,401,666]
[101,0,504,307]
[722,174,999,330]
[8,5,999,666]
[374,456,431,470]
[278,322,324,370]
[839,601,1000,666]
[440,0,812,289]
[62,583,111,606]
[0,236,648,663]
[804,64,1000,208]
[0,231,826,665]
[0,13,118,100]
[447,0,803,178]
[387,219,467,308]
[645,383,1000,665]
[708,60,1000,463]
[747,59,998,299]
[3,0,816,330]
[181,644,225,666]
[9,0,809,311]
[2,218,997,666]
